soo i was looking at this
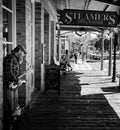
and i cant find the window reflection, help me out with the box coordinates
[3,0,12,10]
[3,0,12,55]
[3,9,8,41]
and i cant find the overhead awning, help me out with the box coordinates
[95,0,120,6]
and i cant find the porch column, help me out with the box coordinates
[16,0,34,106]
[108,34,113,76]
[101,31,104,70]
[112,32,118,82]
[51,21,56,61]
[41,4,45,92]
[44,10,50,65]
[35,1,43,90]
[57,29,61,61]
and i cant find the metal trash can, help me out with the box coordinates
[45,64,60,94]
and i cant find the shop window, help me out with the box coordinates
[3,9,12,55]
[2,0,15,57]
[3,0,12,10]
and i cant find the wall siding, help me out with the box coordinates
[16,0,33,106]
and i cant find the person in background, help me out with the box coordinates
[74,53,77,64]
[65,50,72,71]
[3,45,27,130]
[60,55,67,72]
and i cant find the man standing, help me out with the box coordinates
[3,45,26,130]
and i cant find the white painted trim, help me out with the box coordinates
[2,41,13,44]
[2,5,13,13]
[41,63,45,92]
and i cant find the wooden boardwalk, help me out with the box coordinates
[16,70,120,130]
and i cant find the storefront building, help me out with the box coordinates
[0,0,58,129]
[0,0,120,129]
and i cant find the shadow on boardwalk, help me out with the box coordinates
[16,70,120,130]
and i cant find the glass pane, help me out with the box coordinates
[3,8,12,55]
[3,9,12,42]
[3,0,12,10]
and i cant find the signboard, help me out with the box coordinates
[60,9,119,27]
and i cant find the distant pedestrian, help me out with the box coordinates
[81,52,86,63]
[65,50,72,71]
[74,53,77,64]
[60,55,67,71]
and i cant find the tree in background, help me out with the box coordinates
[95,38,111,52]
[95,37,120,53]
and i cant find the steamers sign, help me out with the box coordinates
[60,9,119,27]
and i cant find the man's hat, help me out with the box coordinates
[15,45,27,54]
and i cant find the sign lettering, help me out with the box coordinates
[60,9,119,27]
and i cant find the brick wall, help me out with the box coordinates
[16,0,33,106]
[35,2,42,90]
[44,10,50,65]
[16,0,26,48]
[25,0,34,105]
[0,0,3,128]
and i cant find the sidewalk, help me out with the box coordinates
[72,59,120,118]
[71,59,92,71]
[16,60,120,130]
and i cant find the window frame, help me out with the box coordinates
[2,0,16,56]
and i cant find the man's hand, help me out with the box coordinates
[17,79,26,86]
[17,79,23,86]
[9,80,26,90]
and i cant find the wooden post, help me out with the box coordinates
[108,35,112,76]
[101,32,104,70]
[57,29,60,61]
[112,33,117,82]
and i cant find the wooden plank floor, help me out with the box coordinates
[16,70,120,130]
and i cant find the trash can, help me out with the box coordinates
[45,64,60,94]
